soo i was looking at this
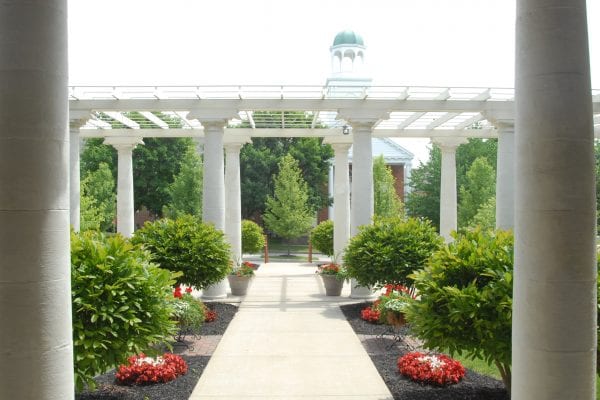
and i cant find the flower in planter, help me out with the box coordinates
[397,351,465,386]
[242,261,259,270]
[361,303,381,323]
[230,262,255,277]
[172,292,205,341]
[116,352,188,385]
[316,263,348,281]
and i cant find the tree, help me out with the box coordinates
[373,155,404,218]
[163,147,203,218]
[238,111,333,220]
[471,196,496,230]
[405,138,498,231]
[81,162,116,232]
[263,154,314,254]
[458,157,496,227]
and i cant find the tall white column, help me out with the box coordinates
[104,137,144,238]
[513,1,596,398]
[327,164,334,220]
[0,1,74,398]
[495,124,515,230]
[225,142,243,263]
[350,122,375,298]
[332,143,351,258]
[201,121,227,299]
[434,138,467,242]
[68,114,89,232]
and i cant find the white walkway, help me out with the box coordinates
[190,262,393,400]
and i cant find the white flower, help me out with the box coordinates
[417,355,446,371]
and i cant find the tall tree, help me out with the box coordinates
[263,154,314,254]
[163,147,203,218]
[471,196,496,231]
[458,156,496,227]
[373,155,404,218]
[238,111,333,220]
[80,162,116,232]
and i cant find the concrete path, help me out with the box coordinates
[190,262,393,400]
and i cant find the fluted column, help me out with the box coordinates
[104,137,144,238]
[513,0,595,398]
[201,121,227,299]
[69,117,88,232]
[433,138,467,242]
[0,1,74,398]
[495,123,515,230]
[225,142,243,263]
[332,143,351,258]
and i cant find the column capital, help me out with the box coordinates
[69,111,91,130]
[330,142,352,153]
[337,109,390,129]
[432,137,468,151]
[188,109,239,126]
[323,136,353,146]
[224,135,251,150]
[482,110,514,130]
[104,136,144,150]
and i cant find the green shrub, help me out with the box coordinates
[310,220,334,256]
[405,228,513,391]
[344,216,442,288]
[132,215,231,289]
[241,219,265,254]
[71,231,177,391]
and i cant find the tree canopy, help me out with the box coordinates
[373,155,404,218]
[458,156,496,227]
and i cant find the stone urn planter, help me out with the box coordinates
[227,275,253,296]
[320,274,344,296]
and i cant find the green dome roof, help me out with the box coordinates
[332,30,364,47]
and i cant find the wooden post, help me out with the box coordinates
[263,234,269,263]
[308,240,313,263]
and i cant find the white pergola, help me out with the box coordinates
[1,1,599,398]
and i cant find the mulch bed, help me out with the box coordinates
[339,302,509,400]
[76,302,238,400]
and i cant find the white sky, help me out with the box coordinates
[68,0,599,166]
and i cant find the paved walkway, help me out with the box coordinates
[190,262,393,400]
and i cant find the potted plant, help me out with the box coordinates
[316,262,347,296]
[172,287,205,342]
[227,261,255,296]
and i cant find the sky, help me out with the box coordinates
[68,0,599,166]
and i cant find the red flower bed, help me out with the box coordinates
[204,308,217,322]
[116,353,188,385]
[361,304,381,323]
[397,352,465,386]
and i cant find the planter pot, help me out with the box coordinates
[228,275,253,296]
[386,310,407,328]
[320,274,344,296]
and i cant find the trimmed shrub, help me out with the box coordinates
[344,216,442,288]
[405,228,513,391]
[310,220,334,256]
[241,219,265,254]
[71,231,177,391]
[132,215,231,289]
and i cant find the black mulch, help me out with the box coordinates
[76,303,238,400]
[339,302,509,400]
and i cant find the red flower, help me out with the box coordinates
[397,352,465,386]
[173,287,182,299]
[185,287,193,294]
[116,353,188,385]
[361,305,381,323]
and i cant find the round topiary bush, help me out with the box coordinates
[310,220,334,256]
[344,216,442,288]
[241,219,265,254]
[71,231,177,391]
[132,215,231,289]
[405,228,513,391]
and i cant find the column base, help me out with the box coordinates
[201,279,229,300]
[349,279,376,299]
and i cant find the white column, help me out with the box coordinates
[225,142,243,263]
[434,138,467,242]
[0,1,74,398]
[513,1,596,398]
[495,124,515,230]
[104,137,144,238]
[201,121,227,299]
[332,143,351,258]
[404,163,412,199]
[327,164,334,220]
[70,125,82,231]
[350,122,375,298]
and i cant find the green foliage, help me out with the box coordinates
[344,217,443,288]
[173,293,205,336]
[470,196,496,230]
[310,220,334,256]
[132,215,231,289]
[163,147,203,218]
[405,228,513,389]
[71,231,177,391]
[406,139,498,230]
[80,162,116,232]
[263,154,314,241]
[238,116,333,219]
[459,157,496,227]
[241,219,265,254]
[373,155,405,218]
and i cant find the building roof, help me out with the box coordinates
[333,30,364,47]
[348,137,414,165]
